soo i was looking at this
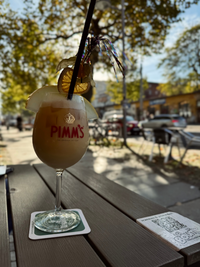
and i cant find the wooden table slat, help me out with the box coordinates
[34,163,184,267]
[0,177,10,267]
[66,165,200,266]
[8,165,105,267]
[180,243,200,266]
[67,165,167,219]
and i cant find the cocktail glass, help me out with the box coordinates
[32,92,89,233]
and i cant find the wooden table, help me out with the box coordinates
[1,163,200,267]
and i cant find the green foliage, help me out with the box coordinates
[106,78,149,104]
[0,0,198,112]
[157,72,200,96]
[158,24,200,95]
[0,0,62,113]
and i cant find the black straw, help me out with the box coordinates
[67,0,96,100]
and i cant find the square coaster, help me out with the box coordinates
[29,209,91,240]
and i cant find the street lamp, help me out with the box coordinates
[95,0,127,146]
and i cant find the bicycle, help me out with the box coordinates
[89,120,111,147]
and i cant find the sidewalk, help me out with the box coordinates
[1,126,200,224]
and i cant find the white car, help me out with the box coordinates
[139,114,187,129]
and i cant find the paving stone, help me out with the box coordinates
[114,173,170,188]
[9,233,14,243]
[11,262,17,267]
[170,198,200,224]
[139,172,179,184]
[10,251,16,261]
[114,178,154,192]
[134,182,200,208]
[9,242,15,252]
[160,169,180,180]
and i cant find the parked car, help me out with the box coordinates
[138,114,187,129]
[23,118,35,130]
[9,119,17,127]
[102,110,124,120]
[101,114,140,136]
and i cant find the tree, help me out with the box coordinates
[158,24,200,95]
[157,72,200,96]
[106,77,149,104]
[0,0,199,113]
[0,2,62,113]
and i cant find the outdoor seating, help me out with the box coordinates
[178,130,200,164]
[138,128,153,155]
[89,120,111,146]
[138,128,181,163]
[148,128,181,163]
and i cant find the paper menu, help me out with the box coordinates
[137,212,200,251]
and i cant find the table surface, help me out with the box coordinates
[2,163,200,267]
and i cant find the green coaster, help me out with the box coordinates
[34,211,85,236]
[29,209,91,240]
[34,211,85,235]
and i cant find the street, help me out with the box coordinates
[1,124,200,166]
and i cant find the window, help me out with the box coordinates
[126,116,134,121]
[179,102,191,118]
[154,116,169,120]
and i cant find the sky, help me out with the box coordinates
[93,2,200,83]
[8,0,200,84]
[141,3,200,83]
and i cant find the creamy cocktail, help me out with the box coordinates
[33,93,89,169]
[26,88,97,233]
[25,33,122,233]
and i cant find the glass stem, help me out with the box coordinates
[55,169,64,212]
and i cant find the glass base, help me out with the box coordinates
[34,210,81,233]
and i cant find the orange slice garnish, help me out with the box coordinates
[58,66,91,95]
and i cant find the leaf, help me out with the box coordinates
[158,23,200,95]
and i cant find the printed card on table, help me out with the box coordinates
[137,212,200,251]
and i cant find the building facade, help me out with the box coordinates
[134,91,200,123]
[92,80,200,123]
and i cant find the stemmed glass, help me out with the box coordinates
[32,92,89,233]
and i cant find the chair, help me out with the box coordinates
[178,130,200,164]
[138,128,153,155]
[149,128,181,163]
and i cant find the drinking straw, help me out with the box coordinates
[67,0,97,100]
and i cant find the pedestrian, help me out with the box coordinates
[6,114,11,130]
[16,115,23,131]
[6,119,10,131]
